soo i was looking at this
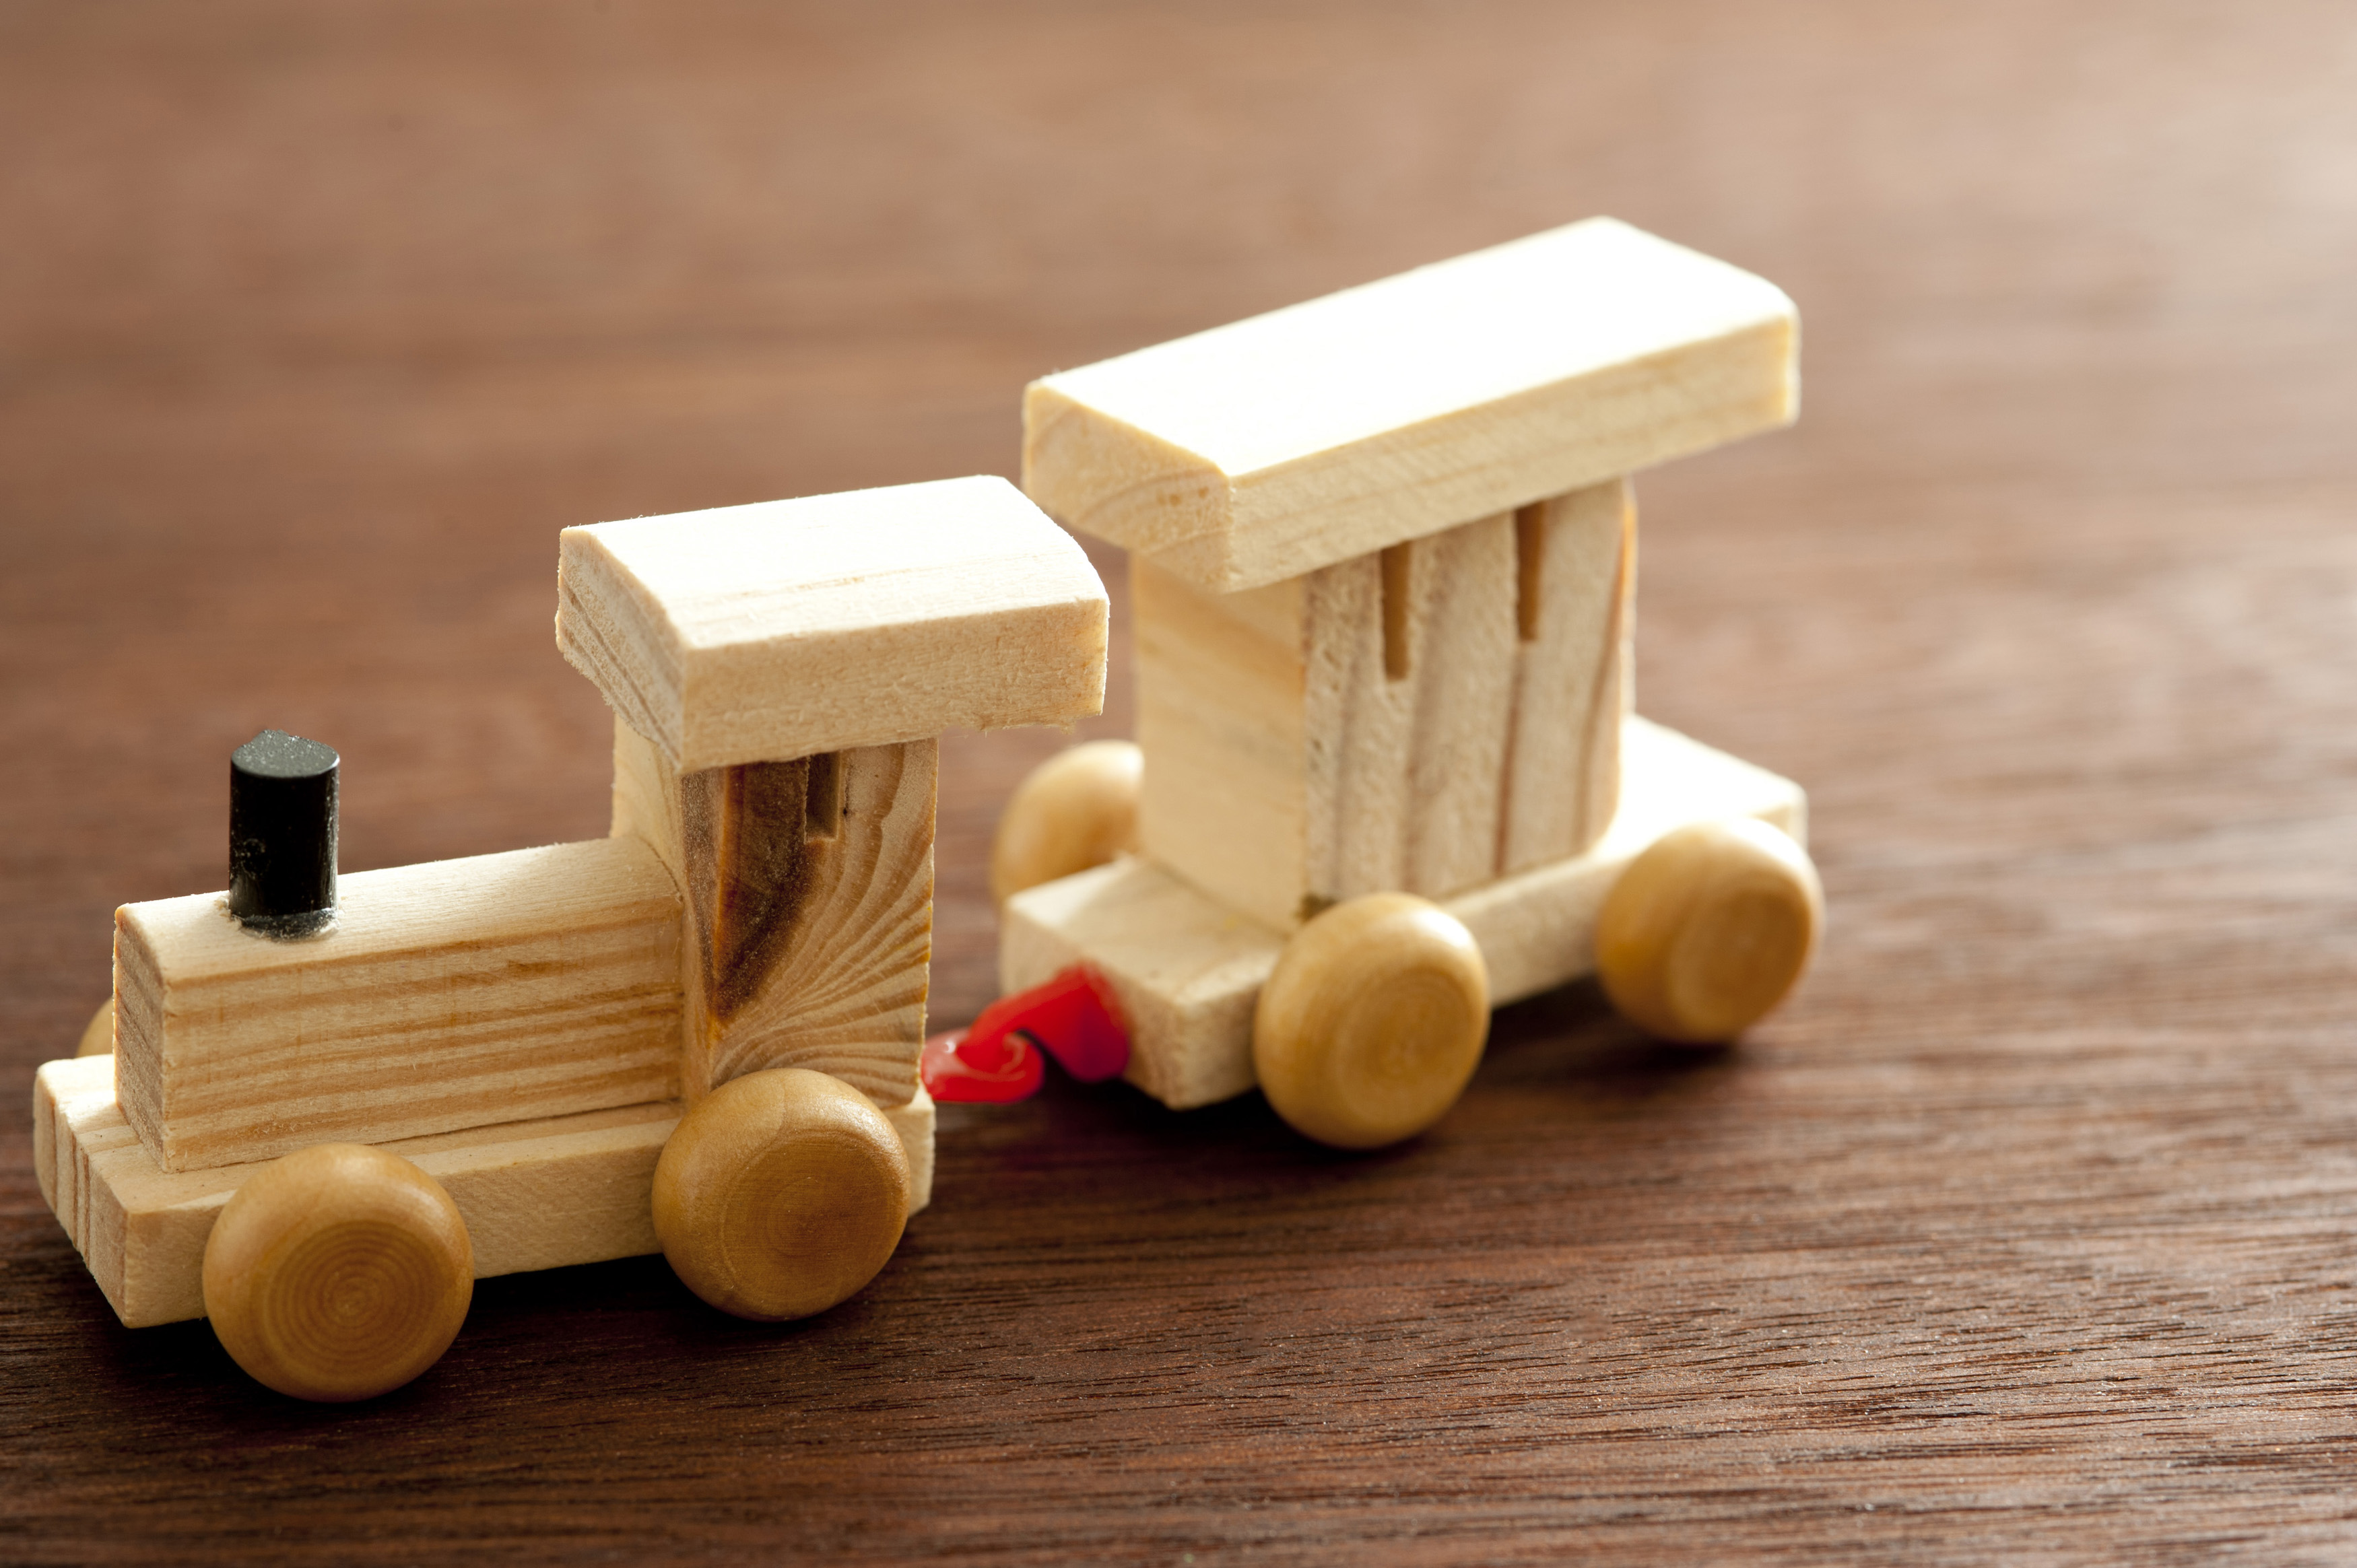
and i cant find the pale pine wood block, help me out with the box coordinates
[1024,218,1796,594]
[882,1086,936,1215]
[114,838,684,1174]
[1131,559,1315,931]
[613,718,935,1110]
[1135,502,1585,930]
[557,475,1108,774]
[38,1055,671,1328]
[1327,512,1520,903]
[1499,478,1635,874]
[1003,718,1805,1111]
[34,1056,937,1328]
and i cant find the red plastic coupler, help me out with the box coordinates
[919,965,1131,1104]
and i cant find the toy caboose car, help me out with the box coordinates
[34,475,1108,1400]
[974,219,1824,1146]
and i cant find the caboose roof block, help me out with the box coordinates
[1024,217,1797,594]
[558,475,1108,773]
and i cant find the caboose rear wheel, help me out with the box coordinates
[1594,818,1823,1044]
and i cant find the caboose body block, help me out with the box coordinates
[1130,477,1633,930]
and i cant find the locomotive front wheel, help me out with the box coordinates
[201,1143,474,1402]
[1595,818,1824,1045]
[1253,893,1491,1151]
[652,1068,911,1322]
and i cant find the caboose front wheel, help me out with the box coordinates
[652,1068,911,1322]
[1253,893,1491,1151]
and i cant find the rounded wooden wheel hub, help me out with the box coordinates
[652,1068,911,1322]
[989,739,1143,904]
[1253,893,1491,1150]
[202,1143,473,1402]
[1595,819,1824,1044]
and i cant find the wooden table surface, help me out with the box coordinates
[9,2,2357,1560]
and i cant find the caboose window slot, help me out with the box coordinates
[1515,502,1546,642]
[1381,541,1413,681]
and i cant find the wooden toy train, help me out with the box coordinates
[33,217,1822,1400]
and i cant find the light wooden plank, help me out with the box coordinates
[1003,718,1805,1110]
[1024,218,1796,593]
[612,717,935,1109]
[1346,510,1521,901]
[114,838,684,1174]
[1498,477,1634,873]
[557,475,1108,774]
[33,1056,935,1329]
[883,1087,936,1218]
[1130,559,1313,931]
[1133,510,1526,930]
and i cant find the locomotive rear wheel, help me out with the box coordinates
[202,1143,474,1402]
[1253,893,1491,1151]
[653,1068,911,1322]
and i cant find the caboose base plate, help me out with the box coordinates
[999,716,1806,1112]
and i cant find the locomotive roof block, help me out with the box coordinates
[558,475,1108,773]
[1022,217,1798,594]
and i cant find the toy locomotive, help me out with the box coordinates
[36,476,1108,1399]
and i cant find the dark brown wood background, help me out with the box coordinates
[9,1,2357,1560]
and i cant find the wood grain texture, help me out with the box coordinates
[1135,496,1616,929]
[37,1055,675,1328]
[612,718,937,1108]
[200,1141,474,1402]
[10,1,2357,1560]
[1500,479,1634,873]
[651,1068,910,1322]
[1008,716,1803,1109]
[1024,217,1795,592]
[1252,893,1490,1150]
[1329,513,1521,903]
[556,476,1108,773]
[34,1056,935,1330]
[114,837,683,1172]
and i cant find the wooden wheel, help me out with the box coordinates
[75,1000,110,1058]
[989,740,1142,904]
[1595,819,1823,1044]
[201,1143,473,1402]
[652,1068,911,1322]
[1253,893,1490,1150]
